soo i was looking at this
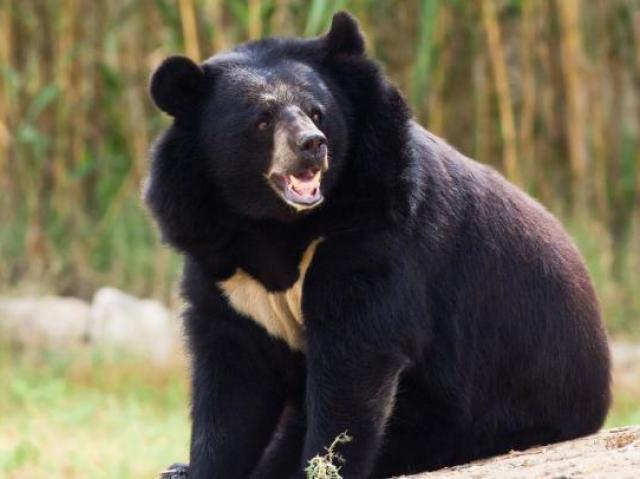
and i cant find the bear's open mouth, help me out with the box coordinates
[269,169,323,209]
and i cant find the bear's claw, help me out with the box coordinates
[159,463,189,479]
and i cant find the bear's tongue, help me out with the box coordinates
[286,169,321,203]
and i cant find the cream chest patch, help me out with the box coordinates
[217,239,322,350]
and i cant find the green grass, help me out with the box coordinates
[565,216,640,336]
[607,392,640,428]
[305,432,352,479]
[0,343,638,479]
[0,345,189,479]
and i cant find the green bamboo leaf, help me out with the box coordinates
[304,0,329,36]
[229,1,249,33]
[16,124,49,149]
[26,84,60,122]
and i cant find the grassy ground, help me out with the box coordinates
[1,343,638,479]
[0,345,189,479]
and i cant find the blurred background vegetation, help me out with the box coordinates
[1,1,640,478]
[1,0,639,334]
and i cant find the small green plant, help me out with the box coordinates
[305,432,353,479]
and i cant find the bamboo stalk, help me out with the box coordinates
[204,0,226,52]
[606,64,625,283]
[248,0,262,40]
[534,1,557,206]
[53,0,75,209]
[410,0,439,119]
[63,0,85,217]
[0,1,12,191]
[179,0,201,60]
[427,4,451,136]
[519,0,536,191]
[473,53,491,166]
[32,1,55,277]
[589,0,610,220]
[124,20,150,184]
[556,0,588,210]
[270,0,290,35]
[589,71,608,219]
[481,0,521,184]
[0,0,12,297]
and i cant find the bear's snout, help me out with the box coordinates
[265,107,330,210]
[278,108,329,175]
[297,131,327,164]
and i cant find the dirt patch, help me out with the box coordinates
[400,426,640,479]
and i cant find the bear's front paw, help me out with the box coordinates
[160,462,189,479]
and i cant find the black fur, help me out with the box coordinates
[150,56,205,118]
[145,12,611,479]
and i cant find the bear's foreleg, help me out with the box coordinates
[295,250,409,479]
[187,310,287,479]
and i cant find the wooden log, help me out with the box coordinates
[401,426,640,479]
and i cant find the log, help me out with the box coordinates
[401,426,640,479]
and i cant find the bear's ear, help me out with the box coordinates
[323,11,366,57]
[150,56,204,117]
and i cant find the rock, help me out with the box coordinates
[0,296,90,349]
[611,341,640,396]
[611,341,640,368]
[87,287,179,365]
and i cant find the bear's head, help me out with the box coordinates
[148,12,375,222]
[146,12,412,253]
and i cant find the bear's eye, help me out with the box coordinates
[256,111,273,131]
[256,118,272,131]
[310,109,323,125]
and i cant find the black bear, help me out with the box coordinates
[146,12,611,479]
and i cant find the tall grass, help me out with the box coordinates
[0,0,638,330]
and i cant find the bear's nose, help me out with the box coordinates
[297,132,327,161]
